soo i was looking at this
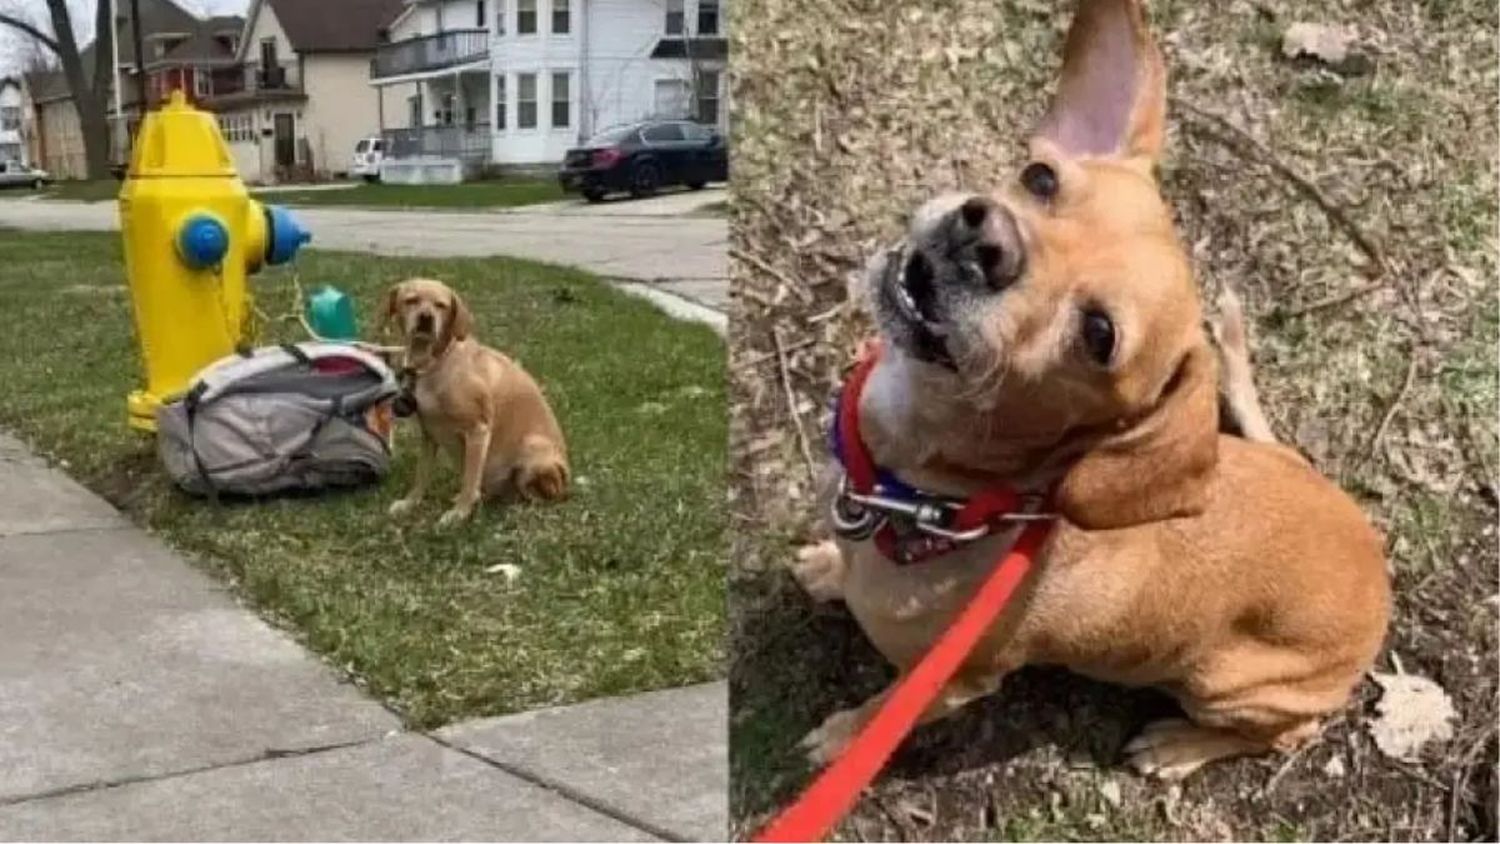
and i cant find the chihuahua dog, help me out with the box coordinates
[790,0,1390,780]
[384,278,568,527]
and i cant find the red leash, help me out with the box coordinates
[752,522,1047,843]
[754,343,1053,842]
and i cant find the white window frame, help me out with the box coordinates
[516,72,538,130]
[695,69,720,125]
[550,70,570,129]
[493,0,506,35]
[516,0,537,34]
[664,0,684,35]
[551,0,570,34]
[494,74,507,131]
[696,0,720,35]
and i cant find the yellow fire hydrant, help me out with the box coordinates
[119,90,311,431]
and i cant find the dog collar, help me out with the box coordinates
[828,342,1054,565]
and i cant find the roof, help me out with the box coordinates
[152,27,241,67]
[649,37,729,61]
[260,0,408,54]
[22,69,71,105]
[116,0,203,65]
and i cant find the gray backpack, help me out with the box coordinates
[157,342,401,497]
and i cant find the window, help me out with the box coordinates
[494,0,506,34]
[439,93,455,125]
[259,37,278,71]
[216,113,255,143]
[695,69,719,124]
[0,107,19,132]
[517,73,537,128]
[697,0,719,35]
[409,93,423,127]
[642,122,685,143]
[494,74,507,130]
[517,0,536,33]
[194,70,211,99]
[551,0,570,33]
[652,78,690,118]
[664,0,684,34]
[550,71,570,128]
[477,0,486,26]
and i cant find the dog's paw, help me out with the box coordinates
[1123,718,1254,781]
[799,707,865,767]
[388,498,420,518]
[437,507,473,528]
[789,541,847,603]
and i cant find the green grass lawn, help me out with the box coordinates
[36,180,122,202]
[0,229,726,728]
[35,179,567,209]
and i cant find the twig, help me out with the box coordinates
[1284,279,1386,317]
[1363,354,1419,465]
[1172,97,1387,277]
[1259,740,1316,799]
[773,326,818,483]
[734,336,818,371]
[1447,722,1498,840]
[732,246,813,303]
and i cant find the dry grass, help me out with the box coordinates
[728,0,1497,839]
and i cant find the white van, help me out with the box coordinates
[351,136,384,182]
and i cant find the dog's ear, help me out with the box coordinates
[1056,343,1219,530]
[1033,0,1167,166]
[379,282,403,337]
[441,288,474,347]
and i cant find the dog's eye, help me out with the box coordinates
[1020,162,1059,200]
[1081,309,1116,366]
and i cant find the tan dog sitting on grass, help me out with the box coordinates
[384,278,568,528]
[790,0,1390,780]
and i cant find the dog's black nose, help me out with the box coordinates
[956,197,1025,291]
[415,313,434,331]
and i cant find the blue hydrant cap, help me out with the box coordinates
[177,213,229,269]
[265,205,312,265]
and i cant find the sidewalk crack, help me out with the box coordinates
[421,733,685,842]
[0,736,381,808]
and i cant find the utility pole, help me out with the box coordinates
[129,0,147,113]
[110,0,123,161]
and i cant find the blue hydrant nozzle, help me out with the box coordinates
[177,213,230,269]
[264,204,312,266]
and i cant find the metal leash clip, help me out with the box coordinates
[831,473,1055,544]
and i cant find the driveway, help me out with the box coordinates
[0,189,727,312]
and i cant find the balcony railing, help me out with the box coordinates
[208,62,300,98]
[381,123,491,161]
[372,30,488,80]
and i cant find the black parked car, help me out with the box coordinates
[558,120,728,202]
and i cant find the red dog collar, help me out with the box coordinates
[829,342,1052,564]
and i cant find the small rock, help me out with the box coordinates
[484,562,522,583]
[1323,755,1346,778]
[1368,671,1456,761]
[1098,779,1123,809]
[1280,22,1374,75]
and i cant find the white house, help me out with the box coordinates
[0,77,29,165]
[370,0,726,178]
[207,0,406,183]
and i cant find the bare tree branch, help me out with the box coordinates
[0,12,61,55]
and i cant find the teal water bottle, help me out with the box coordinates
[305,284,359,341]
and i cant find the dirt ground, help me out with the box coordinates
[728,0,1498,840]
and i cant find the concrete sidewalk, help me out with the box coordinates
[0,432,726,841]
